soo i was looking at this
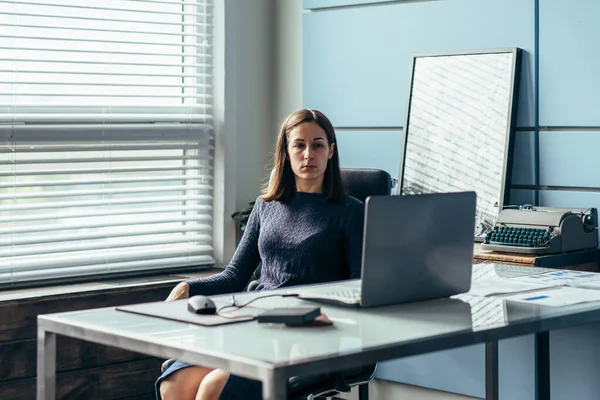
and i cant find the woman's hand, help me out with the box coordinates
[165,282,190,302]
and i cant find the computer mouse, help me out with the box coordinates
[187,295,217,315]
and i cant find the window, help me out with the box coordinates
[0,0,215,287]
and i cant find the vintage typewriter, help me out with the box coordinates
[481,206,598,255]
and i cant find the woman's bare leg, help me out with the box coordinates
[195,369,230,400]
[160,366,214,400]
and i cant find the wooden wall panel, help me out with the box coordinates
[0,269,217,399]
[0,338,149,381]
[0,359,161,400]
[0,285,173,343]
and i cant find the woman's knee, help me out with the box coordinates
[160,379,188,400]
[196,369,230,400]
[160,366,213,400]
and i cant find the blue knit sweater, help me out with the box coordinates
[188,192,365,296]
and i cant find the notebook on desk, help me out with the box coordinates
[297,192,477,308]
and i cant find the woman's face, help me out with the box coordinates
[286,121,334,190]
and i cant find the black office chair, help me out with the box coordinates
[246,168,392,400]
[162,168,392,400]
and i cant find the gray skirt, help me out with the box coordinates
[155,360,263,400]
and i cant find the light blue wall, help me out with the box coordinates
[303,0,600,398]
[303,0,536,185]
[304,0,536,128]
[539,0,600,126]
[335,129,403,179]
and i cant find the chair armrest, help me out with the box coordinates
[246,279,260,292]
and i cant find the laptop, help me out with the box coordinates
[297,191,477,308]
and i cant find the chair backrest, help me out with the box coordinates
[341,168,392,202]
[268,168,392,201]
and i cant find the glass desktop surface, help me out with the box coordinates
[401,52,515,236]
[42,265,600,368]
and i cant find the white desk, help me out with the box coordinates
[36,264,600,399]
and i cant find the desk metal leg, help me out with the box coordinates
[485,340,498,400]
[36,328,56,400]
[536,331,550,400]
[358,383,369,400]
[262,370,288,400]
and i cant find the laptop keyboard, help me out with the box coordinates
[300,286,361,305]
[324,287,361,301]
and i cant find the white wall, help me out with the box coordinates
[274,0,304,135]
[214,0,276,265]
[214,0,303,266]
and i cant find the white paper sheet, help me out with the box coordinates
[501,286,600,307]
[467,278,559,297]
[510,270,600,290]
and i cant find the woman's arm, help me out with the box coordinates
[345,200,365,279]
[186,197,263,296]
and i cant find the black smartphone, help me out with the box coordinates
[256,307,321,324]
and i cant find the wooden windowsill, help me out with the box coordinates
[0,267,221,303]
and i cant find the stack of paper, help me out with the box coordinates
[500,286,600,307]
[461,270,600,307]
[510,270,600,290]
[467,277,559,297]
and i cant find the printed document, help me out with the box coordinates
[467,278,559,297]
[510,270,600,290]
[501,286,600,307]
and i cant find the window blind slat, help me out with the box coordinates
[1,34,210,48]
[1,0,211,18]
[0,175,211,188]
[0,114,212,122]
[0,92,211,99]
[0,70,211,78]
[1,81,211,89]
[7,245,213,272]
[2,215,211,235]
[1,0,215,287]
[0,204,210,223]
[0,256,214,286]
[0,144,211,153]
[0,165,211,177]
[0,234,212,257]
[0,46,213,58]
[0,223,212,246]
[0,156,212,165]
[0,24,206,39]
[0,194,212,212]
[0,11,211,28]
[0,185,210,200]
[0,57,212,68]
[1,124,213,140]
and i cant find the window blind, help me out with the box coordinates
[0,0,215,286]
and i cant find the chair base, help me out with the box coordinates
[358,383,369,400]
[161,358,176,374]
[160,360,373,400]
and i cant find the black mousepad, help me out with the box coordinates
[117,299,264,327]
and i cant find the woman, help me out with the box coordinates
[157,108,364,400]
